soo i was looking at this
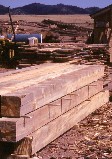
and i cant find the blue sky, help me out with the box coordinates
[0,0,112,8]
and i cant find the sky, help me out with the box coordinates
[0,0,112,8]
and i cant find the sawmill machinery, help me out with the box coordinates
[0,6,21,68]
[0,39,22,68]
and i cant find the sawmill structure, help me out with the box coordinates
[90,4,112,45]
[88,4,112,62]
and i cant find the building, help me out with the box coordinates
[90,4,112,44]
[90,5,112,62]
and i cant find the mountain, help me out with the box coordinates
[85,7,100,14]
[11,3,88,15]
[0,5,8,14]
[0,3,100,15]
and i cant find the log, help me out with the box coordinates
[13,90,109,156]
[1,65,104,117]
[0,80,103,142]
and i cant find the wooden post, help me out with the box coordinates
[109,8,112,63]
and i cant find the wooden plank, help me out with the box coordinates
[0,80,104,142]
[1,65,104,117]
[13,91,109,156]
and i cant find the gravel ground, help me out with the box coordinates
[36,103,112,159]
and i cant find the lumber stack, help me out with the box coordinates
[0,63,109,158]
[17,43,109,64]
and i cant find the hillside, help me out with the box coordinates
[0,5,8,14]
[0,3,100,15]
[85,7,101,14]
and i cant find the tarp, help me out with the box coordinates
[7,34,42,43]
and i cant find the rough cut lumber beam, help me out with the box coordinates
[0,62,55,78]
[0,80,104,142]
[13,91,109,156]
[0,63,81,87]
[87,44,108,48]
[1,65,104,117]
[0,59,86,79]
[0,64,85,94]
[0,65,89,94]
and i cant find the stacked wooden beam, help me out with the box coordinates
[18,43,85,64]
[0,63,109,158]
[17,43,109,65]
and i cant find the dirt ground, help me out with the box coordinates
[0,15,93,24]
[0,14,93,44]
